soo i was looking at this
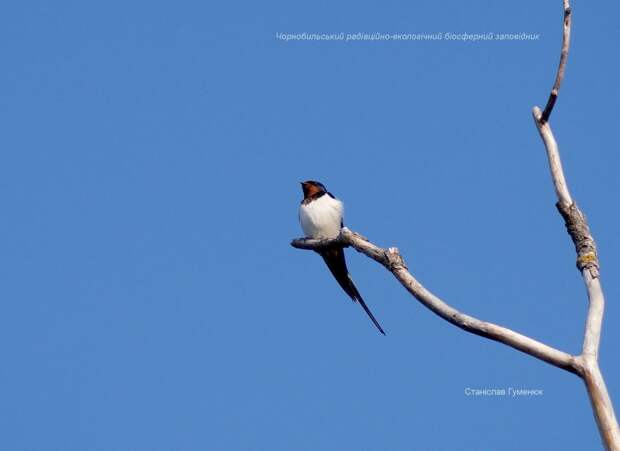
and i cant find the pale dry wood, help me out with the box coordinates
[541,0,572,122]
[533,106,620,450]
[582,359,620,451]
[532,107,573,206]
[533,1,618,449]
[291,229,581,375]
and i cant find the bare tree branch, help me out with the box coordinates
[582,361,620,450]
[533,1,619,449]
[532,107,573,205]
[292,229,581,375]
[541,0,572,122]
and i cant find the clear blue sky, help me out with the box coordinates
[1,1,619,450]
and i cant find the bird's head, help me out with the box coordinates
[300,180,327,199]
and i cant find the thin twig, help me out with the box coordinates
[541,0,572,122]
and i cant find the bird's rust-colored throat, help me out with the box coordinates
[301,182,324,199]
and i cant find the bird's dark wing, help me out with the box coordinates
[319,247,385,335]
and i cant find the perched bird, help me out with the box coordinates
[298,180,385,335]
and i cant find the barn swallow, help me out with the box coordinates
[299,180,385,335]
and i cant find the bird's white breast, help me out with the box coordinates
[299,194,344,239]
